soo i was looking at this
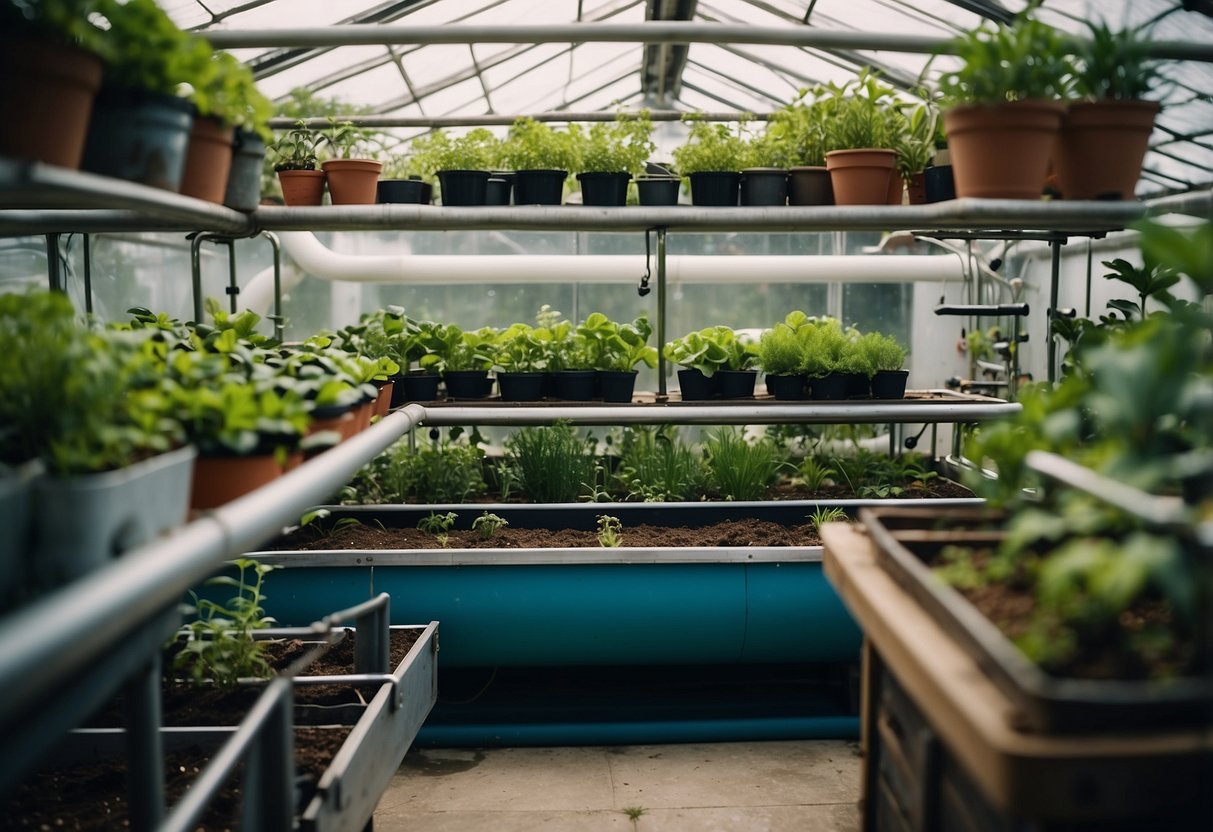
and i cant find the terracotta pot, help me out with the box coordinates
[190,455,282,510]
[278,169,326,206]
[907,172,928,205]
[943,100,1066,199]
[787,166,833,205]
[1053,100,1160,201]
[373,380,395,419]
[353,401,374,432]
[0,37,103,169]
[179,116,235,203]
[886,172,905,205]
[308,410,358,442]
[322,158,383,205]
[824,149,897,205]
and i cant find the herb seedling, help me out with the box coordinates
[597,515,623,547]
[418,511,458,547]
[472,512,508,540]
[809,506,848,531]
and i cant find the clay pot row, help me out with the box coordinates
[277,159,386,206]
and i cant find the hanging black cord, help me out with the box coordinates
[638,228,653,296]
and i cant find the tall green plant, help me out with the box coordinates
[504,421,597,503]
[616,426,705,502]
[703,427,783,501]
[580,112,655,174]
[936,12,1075,104]
[501,118,582,171]
[671,118,748,174]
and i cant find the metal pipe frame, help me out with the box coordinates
[201,23,1213,62]
[262,231,285,342]
[656,226,668,400]
[270,109,772,130]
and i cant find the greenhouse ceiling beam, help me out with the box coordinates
[642,0,699,106]
[678,79,755,113]
[937,0,1015,25]
[684,59,787,105]
[269,109,768,129]
[202,23,1213,63]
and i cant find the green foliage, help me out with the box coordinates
[671,118,748,174]
[820,70,901,151]
[578,313,657,373]
[580,112,655,174]
[500,118,583,172]
[1072,20,1161,100]
[891,103,938,178]
[419,324,497,373]
[765,88,829,167]
[756,324,805,376]
[1,0,108,52]
[321,117,383,160]
[596,515,623,547]
[271,122,323,171]
[504,421,597,503]
[794,456,836,491]
[409,128,501,173]
[418,511,458,534]
[703,427,783,501]
[472,512,509,540]
[616,426,705,502]
[809,506,848,531]
[344,434,486,504]
[859,332,907,373]
[190,50,273,137]
[830,449,936,498]
[93,0,210,97]
[937,11,1075,104]
[664,326,756,376]
[800,319,849,378]
[493,323,550,373]
[173,559,278,690]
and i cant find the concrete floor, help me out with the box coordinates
[374,740,862,831]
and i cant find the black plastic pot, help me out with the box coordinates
[787,166,834,205]
[438,170,491,206]
[844,372,871,399]
[688,171,741,207]
[391,371,441,406]
[82,86,193,191]
[635,176,681,206]
[598,370,638,403]
[223,129,265,211]
[764,373,806,400]
[924,164,956,203]
[497,372,545,402]
[513,169,567,205]
[377,178,429,204]
[443,370,492,399]
[677,368,718,400]
[577,171,630,206]
[739,168,788,206]
[485,177,511,205]
[716,370,758,399]
[548,370,596,401]
[809,373,847,401]
[870,370,909,400]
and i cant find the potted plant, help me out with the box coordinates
[377,155,432,204]
[937,12,1074,199]
[0,0,105,170]
[767,88,834,205]
[420,323,497,399]
[892,103,938,205]
[664,327,730,399]
[802,319,849,400]
[821,70,901,205]
[319,117,384,205]
[576,112,655,206]
[271,121,326,206]
[500,117,582,205]
[671,117,748,206]
[757,312,810,400]
[578,313,658,402]
[860,332,910,398]
[1053,19,1162,201]
[218,58,274,212]
[635,161,682,206]
[544,314,596,401]
[711,326,760,398]
[411,128,500,206]
[179,50,254,204]
[493,323,549,401]
[739,128,790,206]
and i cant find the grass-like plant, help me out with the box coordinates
[936,12,1074,105]
[794,456,836,491]
[472,511,508,540]
[809,506,848,531]
[173,558,278,690]
[703,427,784,501]
[344,435,486,504]
[616,426,705,502]
[596,515,623,547]
[1072,20,1161,101]
[504,421,597,503]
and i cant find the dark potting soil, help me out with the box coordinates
[277,517,826,551]
[4,631,421,830]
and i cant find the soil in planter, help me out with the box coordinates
[277,517,824,550]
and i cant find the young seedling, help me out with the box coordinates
[472,511,509,540]
[418,511,458,547]
[597,515,623,547]
[809,506,848,532]
[622,806,647,824]
[794,456,836,491]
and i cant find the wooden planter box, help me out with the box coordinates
[821,523,1212,831]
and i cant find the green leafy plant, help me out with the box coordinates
[493,323,551,373]
[472,512,509,540]
[809,506,848,531]
[577,313,658,373]
[616,426,705,502]
[800,319,849,379]
[936,11,1075,105]
[580,112,655,174]
[671,117,748,174]
[500,117,583,172]
[190,50,273,138]
[173,558,278,690]
[664,326,754,377]
[93,0,210,97]
[409,128,501,173]
[321,117,382,161]
[703,427,783,501]
[420,324,497,373]
[1,0,108,52]
[504,421,597,503]
[345,434,486,504]
[756,324,805,376]
[859,332,908,374]
[765,88,828,167]
[271,121,323,171]
[1072,20,1162,100]
[820,70,901,151]
[794,456,836,491]
[418,511,458,547]
[891,103,938,180]
[596,515,623,547]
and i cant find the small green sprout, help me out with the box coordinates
[809,506,848,531]
[472,511,509,540]
[597,515,623,547]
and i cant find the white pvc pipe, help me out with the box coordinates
[241,232,965,314]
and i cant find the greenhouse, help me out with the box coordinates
[0,0,1211,829]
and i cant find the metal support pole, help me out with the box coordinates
[240,680,295,832]
[1084,238,1093,319]
[227,239,239,314]
[262,231,284,342]
[1010,314,1021,398]
[656,227,668,401]
[123,651,165,832]
[1047,239,1061,383]
[45,233,62,292]
[190,234,205,322]
[82,234,93,315]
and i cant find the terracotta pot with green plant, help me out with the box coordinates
[822,71,900,205]
[272,122,326,205]
[501,117,582,205]
[576,112,655,206]
[766,88,833,205]
[181,51,266,204]
[319,118,384,205]
[671,118,748,206]
[1053,20,1162,201]
[0,0,105,170]
[937,13,1073,199]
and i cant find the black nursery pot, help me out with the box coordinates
[924,164,956,203]
[438,170,491,206]
[635,176,681,206]
[391,371,441,406]
[844,372,871,399]
[677,368,718,400]
[739,168,788,206]
[548,370,596,401]
[809,372,847,401]
[598,370,638,403]
[764,373,806,400]
[513,169,567,205]
[485,177,512,205]
[688,171,741,207]
[443,370,492,399]
[577,172,630,206]
[870,369,909,400]
[377,178,429,204]
[497,372,545,402]
[716,370,758,399]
